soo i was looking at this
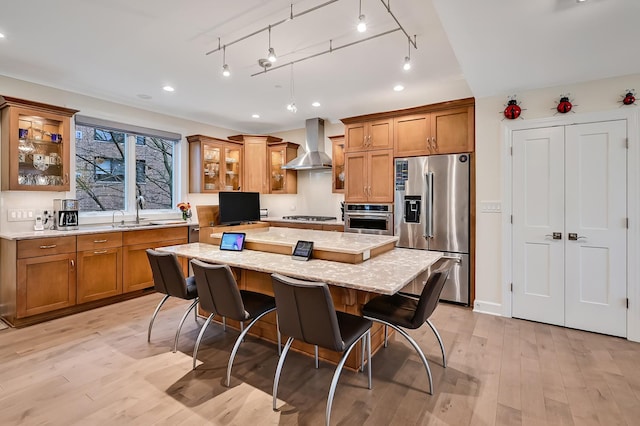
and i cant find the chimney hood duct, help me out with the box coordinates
[281,118,332,170]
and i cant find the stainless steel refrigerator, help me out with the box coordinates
[394,154,470,305]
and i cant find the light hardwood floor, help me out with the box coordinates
[1,294,639,425]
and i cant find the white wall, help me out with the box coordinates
[0,75,240,232]
[0,75,346,232]
[474,73,640,314]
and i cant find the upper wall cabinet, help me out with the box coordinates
[328,135,345,193]
[341,98,475,159]
[187,134,243,193]
[394,106,475,157]
[344,118,393,152]
[268,141,298,194]
[228,134,298,194]
[0,96,78,191]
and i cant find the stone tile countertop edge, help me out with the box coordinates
[211,227,398,255]
[262,217,345,225]
[0,222,191,240]
[159,242,442,295]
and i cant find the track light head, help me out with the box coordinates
[267,47,277,63]
[357,14,367,32]
[286,102,297,113]
[222,64,230,77]
[403,56,411,71]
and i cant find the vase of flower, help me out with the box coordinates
[178,202,192,222]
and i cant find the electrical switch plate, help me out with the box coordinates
[480,201,502,213]
[8,208,36,222]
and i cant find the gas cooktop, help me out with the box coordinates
[282,215,336,222]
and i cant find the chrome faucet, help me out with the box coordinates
[112,210,125,228]
[136,195,145,224]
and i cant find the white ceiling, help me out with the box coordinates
[0,0,637,134]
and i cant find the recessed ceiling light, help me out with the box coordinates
[312,102,321,107]
[137,94,152,100]
[162,85,175,92]
[252,114,260,119]
[393,85,405,92]
[0,33,5,39]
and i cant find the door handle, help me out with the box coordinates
[568,233,587,241]
[545,232,562,240]
[426,172,434,238]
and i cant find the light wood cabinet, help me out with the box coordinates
[329,135,345,193]
[268,141,298,194]
[228,134,291,194]
[344,118,393,152]
[76,232,123,304]
[122,227,188,293]
[15,236,77,318]
[394,106,474,157]
[0,96,78,191]
[344,149,394,203]
[187,134,243,193]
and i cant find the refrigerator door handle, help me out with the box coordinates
[426,172,434,238]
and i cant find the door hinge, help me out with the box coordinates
[511,215,513,224]
[626,218,629,229]
[627,298,629,309]
[510,146,513,156]
[510,283,513,292]
[626,138,629,149]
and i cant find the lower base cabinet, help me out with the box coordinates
[0,226,189,327]
[123,227,188,293]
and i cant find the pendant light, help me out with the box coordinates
[286,63,297,113]
[267,25,277,63]
[357,0,367,33]
[403,38,411,71]
[221,44,231,77]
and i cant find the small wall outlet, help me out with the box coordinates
[8,209,36,222]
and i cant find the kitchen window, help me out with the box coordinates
[75,116,180,213]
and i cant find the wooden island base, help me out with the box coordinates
[198,267,391,371]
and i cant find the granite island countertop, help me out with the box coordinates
[158,242,441,295]
[262,217,344,226]
[211,227,397,257]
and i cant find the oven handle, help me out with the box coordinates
[345,213,393,220]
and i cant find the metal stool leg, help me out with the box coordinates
[273,337,294,410]
[173,298,199,353]
[148,294,170,342]
[315,345,319,369]
[426,319,446,367]
[384,324,388,348]
[276,314,282,356]
[193,313,214,370]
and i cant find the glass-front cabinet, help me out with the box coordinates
[268,141,298,194]
[187,134,243,193]
[1,96,78,191]
[329,135,345,193]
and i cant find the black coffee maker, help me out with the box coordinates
[53,199,79,230]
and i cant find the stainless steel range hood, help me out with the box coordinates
[281,118,332,170]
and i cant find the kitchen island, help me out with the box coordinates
[158,234,441,370]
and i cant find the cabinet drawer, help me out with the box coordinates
[18,236,76,259]
[77,232,123,251]
[122,227,188,245]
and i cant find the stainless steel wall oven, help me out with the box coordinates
[344,203,393,235]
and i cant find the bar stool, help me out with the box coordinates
[190,260,280,386]
[270,273,372,426]
[146,249,199,353]
[361,260,453,394]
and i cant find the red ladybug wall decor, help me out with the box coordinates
[556,96,573,113]
[622,90,636,106]
[504,99,522,119]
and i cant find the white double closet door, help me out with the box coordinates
[512,120,627,337]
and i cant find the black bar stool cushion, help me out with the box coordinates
[362,293,419,329]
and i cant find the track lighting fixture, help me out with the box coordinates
[403,38,411,71]
[267,25,277,63]
[357,0,367,32]
[221,43,230,77]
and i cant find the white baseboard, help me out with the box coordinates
[473,300,503,316]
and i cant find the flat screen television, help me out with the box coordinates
[218,191,260,225]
